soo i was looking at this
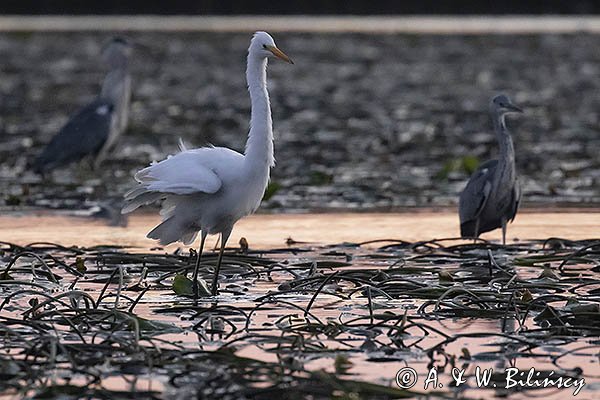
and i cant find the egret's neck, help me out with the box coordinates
[244,56,274,171]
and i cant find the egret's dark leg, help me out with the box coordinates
[474,218,480,244]
[192,231,208,299]
[211,229,232,296]
[501,218,507,246]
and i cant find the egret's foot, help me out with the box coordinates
[210,275,219,296]
[192,280,199,300]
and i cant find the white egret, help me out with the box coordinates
[122,31,292,296]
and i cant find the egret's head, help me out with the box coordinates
[249,31,293,64]
[102,37,133,67]
[491,94,523,115]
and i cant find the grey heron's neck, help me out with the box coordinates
[492,112,515,165]
[100,65,132,134]
[100,66,130,105]
[244,55,274,170]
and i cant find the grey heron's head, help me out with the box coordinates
[491,94,523,115]
[101,37,133,68]
[249,31,293,64]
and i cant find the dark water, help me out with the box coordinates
[4,2,599,15]
[0,32,599,214]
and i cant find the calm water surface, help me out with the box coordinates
[1,210,598,399]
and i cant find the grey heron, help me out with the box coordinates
[459,94,523,245]
[33,37,132,173]
[122,32,293,297]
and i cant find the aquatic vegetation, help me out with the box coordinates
[1,32,599,214]
[0,238,598,398]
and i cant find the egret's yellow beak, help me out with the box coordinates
[266,45,294,64]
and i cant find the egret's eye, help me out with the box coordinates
[262,44,268,49]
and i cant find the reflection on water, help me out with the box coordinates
[0,234,598,398]
[1,210,599,249]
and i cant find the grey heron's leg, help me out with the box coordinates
[192,231,208,299]
[474,218,481,244]
[93,146,109,170]
[501,218,507,246]
[211,228,232,296]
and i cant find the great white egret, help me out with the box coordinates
[459,94,522,245]
[122,31,292,297]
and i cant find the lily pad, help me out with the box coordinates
[173,274,211,297]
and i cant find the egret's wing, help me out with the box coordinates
[34,99,113,172]
[459,159,498,224]
[133,150,222,195]
[508,179,521,223]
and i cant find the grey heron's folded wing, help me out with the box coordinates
[459,159,499,226]
[33,99,113,173]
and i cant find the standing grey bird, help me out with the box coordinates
[459,94,523,245]
[33,37,132,173]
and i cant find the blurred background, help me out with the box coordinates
[0,5,598,215]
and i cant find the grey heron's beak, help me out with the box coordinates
[102,37,152,57]
[266,45,294,64]
[132,41,153,53]
[506,103,523,113]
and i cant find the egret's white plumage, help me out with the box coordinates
[122,31,292,296]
